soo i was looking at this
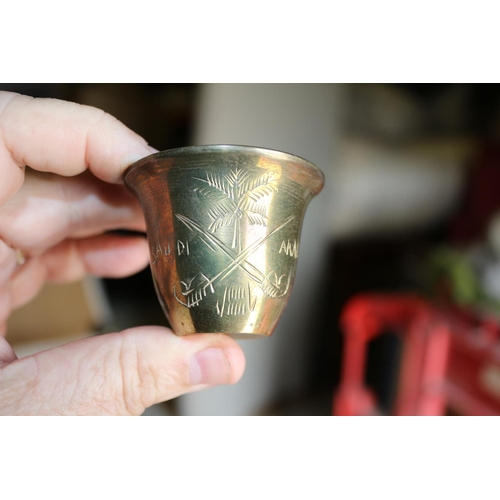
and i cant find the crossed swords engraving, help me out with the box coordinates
[172,213,295,308]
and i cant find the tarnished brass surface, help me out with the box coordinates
[124,145,324,337]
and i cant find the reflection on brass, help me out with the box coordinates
[124,145,324,337]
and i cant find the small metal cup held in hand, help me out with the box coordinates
[124,145,324,337]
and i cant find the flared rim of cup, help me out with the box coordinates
[124,144,325,195]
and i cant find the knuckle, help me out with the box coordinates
[116,332,159,415]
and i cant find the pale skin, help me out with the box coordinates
[0,91,246,415]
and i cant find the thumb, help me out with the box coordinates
[0,327,246,415]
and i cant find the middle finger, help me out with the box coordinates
[0,168,146,255]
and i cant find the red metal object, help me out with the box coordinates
[333,294,500,416]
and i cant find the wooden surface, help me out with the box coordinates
[6,278,111,345]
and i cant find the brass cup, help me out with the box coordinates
[124,145,324,337]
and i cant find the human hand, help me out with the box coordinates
[0,91,245,415]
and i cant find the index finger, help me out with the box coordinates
[0,91,157,205]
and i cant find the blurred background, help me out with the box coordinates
[4,83,500,416]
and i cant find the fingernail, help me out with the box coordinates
[190,348,230,386]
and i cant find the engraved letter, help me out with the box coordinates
[177,240,190,255]
[279,239,299,258]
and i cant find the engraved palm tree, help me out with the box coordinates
[194,168,278,253]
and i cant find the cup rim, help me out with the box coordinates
[124,144,325,194]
